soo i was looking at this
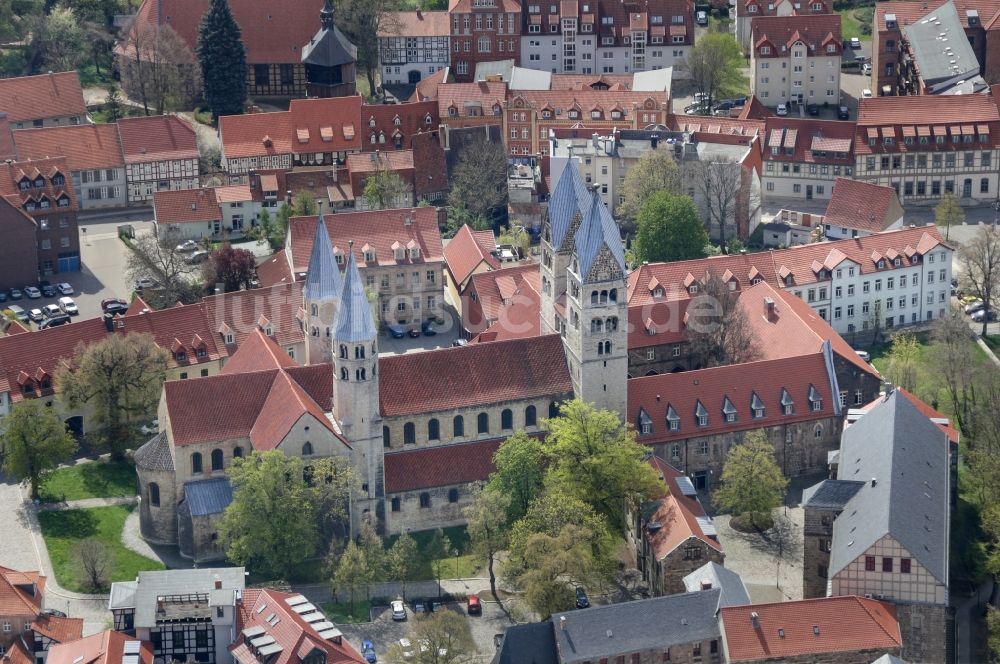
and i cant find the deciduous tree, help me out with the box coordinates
[426,528,451,597]
[0,400,77,499]
[689,157,757,249]
[713,429,787,530]
[24,5,84,73]
[487,431,546,523]
[336,0,401,99]
[206,245,256,292]
[635,192,708,263]
[57,333,168,459]
[934,193,964,243]
[519,524,598,619]
[959,224,1000,336]
[332,540,371,615]
[75,538,112,591]
[218,451,320,579]
[543,399,664,533]
[688,32,747,111]
[686,271,760,368]
[120,21,198,115]
[385,610,476,664]
[929,308,978,437]
[125,233,203,307]
[363,168,410,210]
[447,138,508,232]
[387,532,419,599]
[197,0,246,118]
[304,456,356,541]
[883,333,921,392]
[463,484,511,606]
[616,148,682,229]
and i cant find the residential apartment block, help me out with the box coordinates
[379,10,451,84]
[762,117,855,201]
[854,94,1000,203]
[0,72,88,129]
[519,0,694,75]
[117,116,200,204]
[749,14,842,109]
[734,0,830,51]
[449,0,522,80]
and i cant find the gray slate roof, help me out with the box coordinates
[902,1,983,93]
[575,190,626,281]
[133,432,173,472]
[302,0,357,67]
[547,160,591,250]
[682,562,751,609]
[871,655,910,664]
[110,567,245,625]
[303,214,343,303]
[802,479,864,510]
[334,245,377,342]
[184,477,234,517]
[492,621,559,664]
[553,590,721,663]
[830,390,950,583]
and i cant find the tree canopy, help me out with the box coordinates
[197,0,246,118]
[1,400,77,499]
[486,430,546,523]
[447,138,508,233]
[934,193,964,243]
[713,430,787,529]
[615,148,682,228]
[206,245,256,292]
[363,169,410,210]
[688,32,747,110]
[635,192,708,263]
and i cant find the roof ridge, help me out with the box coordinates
[853,595,903,645]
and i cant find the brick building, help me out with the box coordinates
[0,72,88,129]
[0,157,80,281]
[734,0,830,51]
[519,0,694,76]
[749,14,842,110]
[448,0,522,81]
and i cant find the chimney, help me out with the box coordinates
[764,296,775,321]
[416,8,422,18]
[751,612,760,629]
[559,616,567,630]
[871,477,878,487]
[700,580,713,590]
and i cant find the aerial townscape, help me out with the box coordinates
[3,0,1000,662]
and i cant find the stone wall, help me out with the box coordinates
[802,505,837,599]
[742,647,902,664]
[385,482,475,535]
[189,513,227,565]
[137,465,179,545]
[897,602,955,664]
[560,638,722,664]
[659,542,726,596]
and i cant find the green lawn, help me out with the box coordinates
[321,600,372,624]
[838,7,873,42]
[984,335,1000,354]
[385,526,480,581]
[39,459,137,503]
[38,505,164,593]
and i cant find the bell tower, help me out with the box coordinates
[303,208,341,365]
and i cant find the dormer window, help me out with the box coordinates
[722,397,737,423]
[688,284,698,294]
[394,247,404,260]
[760,45,771,54]
[591,110,601,119]
[225,332,234,344]
[197,348,207,358]
[393,116,401,126]
[877,260,885,269]
[653,287,664,298]
[52,174,65,187]
[894,257,901,266]
[335,253,345,265]
[364,250,375,262]
[751,392,765,419]
[568,110,579,119]
[369,117,376,128]
[424,114,432,125]
[808,385,823,411]
[695,400,708,427]
[34,178,44,188]
[175,351,186,362]
[780,388,794,415]
[666,405,680,431]
[410,247,421,259]
[637,408,653,434]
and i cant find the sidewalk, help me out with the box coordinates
[292,577,494,605]
[37,495,137,511]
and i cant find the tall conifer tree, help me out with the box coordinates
[197,0,247,118]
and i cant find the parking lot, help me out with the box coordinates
[338,597,513,662]
[379,306,464,356]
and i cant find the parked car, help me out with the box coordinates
[388,324,406,339]
[24,286,41,299]
[837,105,850,120]
[8,288,22,300]
[58,297,78,315]
[43,303,63,318]
[41,609,67,618]
[683,102,710,115]
[965,300,986,314]
[429,599,443,612]
[696,9,708,24]
[776,103,788,116]
[452,338,468,347]
[862,62,872,75]
[971,308,997,323]
[40,282,57,298]
[959,293,980,305]
[855,350,871,362]
[412,598,427,614]
[421,321,437,336]
[862,89,874,98]
[39,314,70,329]
[398,639,414,660]
[185,250,210,265]
[575,586,590,609]
[139,419,159,435]
[850,37,862,49]
[0,292,7,303]
[408,327,421,338]
[361,639,377,663]
[7,305,27,322]
[806,103,819,116]
[713,100,735,114]
[28,308,44,323]
[176,239,200,253]
[391,599,407,621]
[134,277,157,290]
[467,594,482,615]
[102,298,129,313]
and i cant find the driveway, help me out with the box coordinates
[379,306,463,356]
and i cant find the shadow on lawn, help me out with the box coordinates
[37,508,100,539]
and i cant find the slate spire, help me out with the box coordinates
[334,241,377,342]
[303,208,342,302]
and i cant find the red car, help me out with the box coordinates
[467,594,482,615]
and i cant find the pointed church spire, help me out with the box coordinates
[320,0,335,29]
[334,241,377,342]
[304,207,342,302]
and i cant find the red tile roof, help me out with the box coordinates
[855,94,1000,154]
[362,100,440,152]
[117,301,226,369]
[220,328,298,375]
[751,14,842,49]
[722,596,901,662]
[288,207,443,273]
[0,566,44,616]
[30,614,84,644]
[645,457,721,558]
[410,131,449,195]
[13,124,124,171]
[0,157,77,211]
[47,630,153,664]
[219,97,364,160]
[124,0,325,64]
[256,252,295,287]
[443,224,500,289]
[153,187,221,224]
[0,114,15,161]
[628,352,835,445]
[379,10,449,37]
[379,334,572,416]
[436,81,508,120]
[763,117,855,164]
[345,149,414,175]
[1,640,33,664]
[117,115,199,163]
[385,437,513,492]
[626,226,949,305]
[823,178,901,234]
[249,370,339,450]
[474,273,542,342]
[410,68,450,102]
[231,589,365,664]
[0,72,87,124]
[201,282,305,351]
[464,263,539,332]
